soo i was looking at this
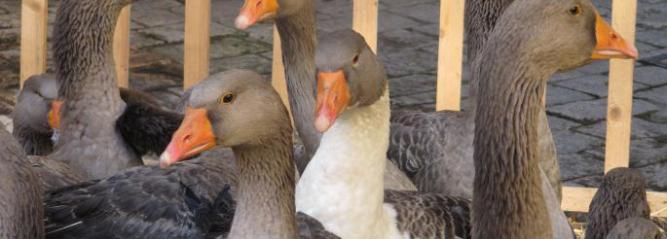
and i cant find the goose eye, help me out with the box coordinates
[352,54,360,65]
[568,5,581,16]
[220,93,235,104]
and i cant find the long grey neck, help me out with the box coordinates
[472,47,552,239]
[50,0,140,179]
[464,0,515,111]
[275,1,319,172]
[228,131,298,239]
[12,126,53,156]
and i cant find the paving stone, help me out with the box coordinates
[553,130,604,154]
[131,1,184,27]
[637,3,667,30]
[576,118,667,139]
[556,74,649,97]
[577,61,610,75]
[546,85,594,106]
[637,30,667,48]
[647,107,667,123]
[380,48,437,77]
[637,163,667,191]
[377,10,421,33]
[243,22,273,44]
[408,23,439,38]
[317,13,353,33]
[549,70,588,82]
[379,28,435,52]
[550,98,658,123]
[547,115,582,132]
[139,22,236,43]
[209,54,272,75]
[584,138,667,168]
[391,91,435,109]
[635,85,667,104]
[209,36,271,59]
[559,153,604,180]
[387,2,440,24]
[564,174,604,188]
[389,74,435,97]
[633,66,667,86]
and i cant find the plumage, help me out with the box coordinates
[470,0,637,238]
[586,168,654,239]
[606,218,665,239]
[0,125,44,239]
[44,148,237,239]
[387,0,562,201]
[296,29,470,239]
[12,74,57,156]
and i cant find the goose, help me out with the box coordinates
[586,167,665,239]
[12,74,57,156]
[606,218,665,239]
[289,29,471,239]
[386,0,561,200]
[0,124,44,239]
[160,69,339,239]
[42,74,250,239]
[15,72,180,157]
[470,0,637,238]
[46,0,143,179]
[234,0,416,191]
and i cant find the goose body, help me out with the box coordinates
[0,126,44,239]
[296,30,470,239]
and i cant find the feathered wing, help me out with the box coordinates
[297,212,341,239]
[116,98,183,156]
[388,110,475,198]
[385,190,471,239]
[44,152,237,239]
[28,156,86,192]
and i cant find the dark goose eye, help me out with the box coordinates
[568,5,582,16]
[220,93,235,104]
[352,54,360,65]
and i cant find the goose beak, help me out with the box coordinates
[160,107,216,168]
[48,100,63,130]
[591,12,638,59]
[235,0,279,29]
[314,70,351,133]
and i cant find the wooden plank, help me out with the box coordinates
[352,0,378,52]
[604,0,638,172]
[562,186,667,217]
[271,25,291,116]
[20,0,49,88]
[183,0,211,89]
[113,5,131,88]
[435,0,464,111]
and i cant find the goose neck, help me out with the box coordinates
[472,49,552,238]
[274,1,320,164]
[228,131,297,239]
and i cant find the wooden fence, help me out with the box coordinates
[19,0,667,217]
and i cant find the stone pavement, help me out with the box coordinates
[0,0,665,192]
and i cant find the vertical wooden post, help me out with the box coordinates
[183,0,211,89]
[352,0,378,52]
[271,26,291,115]
[435,0,465,111]
[20,0,49,88]
[604,0,637,172]
[113,5,131,88]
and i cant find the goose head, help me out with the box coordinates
[484,0,637,75]
[234,0,306,29]
[159,69,290,167]
[13,74,57,134]
[313,29,387,132]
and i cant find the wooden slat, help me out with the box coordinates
[113,5,131,88]
[604,0,638,172]
[352,0,378,52]
[183,0,211,89]
[562,186,667,217]
[435,0,464,111]
[271,26,291,116]
[20,0,49,88]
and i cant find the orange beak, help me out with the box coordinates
[591,12,638,59]
[48,100,63,130]
[314,70,351,132]
[235,0,279,29]
[159,107,216,168]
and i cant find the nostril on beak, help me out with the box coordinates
[256,0,262,7]
[183,135,192,144]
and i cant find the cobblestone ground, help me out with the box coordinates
[1,0,666,205]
